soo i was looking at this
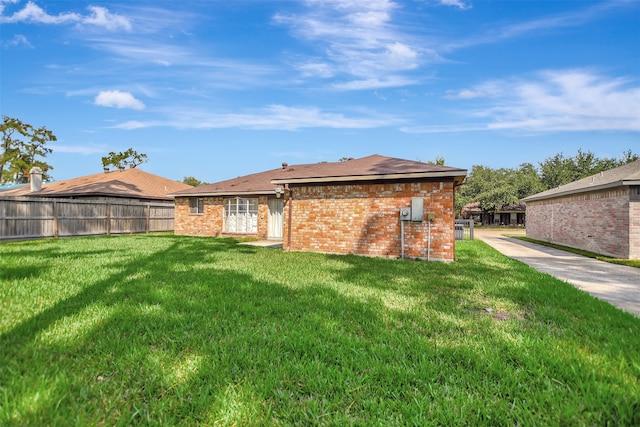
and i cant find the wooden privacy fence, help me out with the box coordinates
[0,197,176,241]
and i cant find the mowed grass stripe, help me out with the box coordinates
[0,234,638,426]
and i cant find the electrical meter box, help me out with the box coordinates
[399,207,411,221]
[411,197,424,222]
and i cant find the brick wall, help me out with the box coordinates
[283,180,456,261]
[526,187,632,259]
[174,196,270,239]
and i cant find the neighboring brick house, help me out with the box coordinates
[522,160,640,260]
[172,155,467,261]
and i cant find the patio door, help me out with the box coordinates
[268,199,284,239]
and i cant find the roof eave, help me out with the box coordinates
[271,171,467,185]
[171,190,274,198]
[522,179,639,202]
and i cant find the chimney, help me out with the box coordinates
[30,167,43,192]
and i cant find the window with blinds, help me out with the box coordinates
[225,198,258,233]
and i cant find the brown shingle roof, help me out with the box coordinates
[522,160,640,202]
[172,154,467,197]
[0,168,192,201]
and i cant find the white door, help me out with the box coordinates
[268,199,284,239]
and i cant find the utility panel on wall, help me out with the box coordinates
[411,197,424,222]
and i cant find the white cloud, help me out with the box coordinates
[413,70,640,133]
[0,1,131,31]
[489,70,640,132]
[94,90,145,110]
[113,104,403,131]
[83,6,132,31]
[274,0,423,90]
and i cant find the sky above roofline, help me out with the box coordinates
[1,0,638,183]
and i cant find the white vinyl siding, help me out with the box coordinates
[225,198,258,233]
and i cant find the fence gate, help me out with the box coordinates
[454,219,474,241]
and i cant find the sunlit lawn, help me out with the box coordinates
[1,234,638,426]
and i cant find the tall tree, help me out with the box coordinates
[456,163,544,216]
[1,116,56,184]
[539,149,639,189]
[102,148,148,169]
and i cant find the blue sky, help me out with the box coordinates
[1,0,639,183]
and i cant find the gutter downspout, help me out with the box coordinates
[286,184,292,251]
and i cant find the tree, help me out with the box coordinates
[182,176,208,187]
[455,163,544,217]
[427,156,445,166]
[102,148,148,170]
[539,149,639,189]
[1,116,56,184]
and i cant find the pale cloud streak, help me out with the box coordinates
[404,70,640,133]
[113,104,403,131]
[438,0,471,10]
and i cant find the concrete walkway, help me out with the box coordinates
[475,229,640,317]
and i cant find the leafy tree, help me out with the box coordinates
[102,148,148,169]
[1,116,55,184]
[427,156,445,165]
[456,163,544,217]
[182,176,207,187]
[539,149,638,189]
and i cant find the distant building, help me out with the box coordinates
[522,160,640,260]
[461,201,526,226]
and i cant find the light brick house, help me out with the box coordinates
[172,155,467,261]
[522,160,640,260]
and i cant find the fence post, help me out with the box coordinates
[106,203,111,235]
[469,220,474,241]
[145,203,150,233]
[52,200,59,238]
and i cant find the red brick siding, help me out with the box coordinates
[174,196,269,239]
[630,188,640,259]
[283,181,456,261]
[526,187,633,259]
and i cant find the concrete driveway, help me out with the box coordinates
[474,229,640,317]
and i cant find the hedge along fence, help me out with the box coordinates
[0,197,176,241]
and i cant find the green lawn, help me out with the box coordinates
[1,234,638,426]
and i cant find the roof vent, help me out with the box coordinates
[282,162,288,169]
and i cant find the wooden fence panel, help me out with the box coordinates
[0,197,176,241]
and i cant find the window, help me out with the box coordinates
[225,198,258,233]
[189,198,204,214]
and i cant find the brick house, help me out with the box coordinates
[522,160,640,259]
[172,155,467,261]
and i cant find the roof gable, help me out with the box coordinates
[523,160,640,202]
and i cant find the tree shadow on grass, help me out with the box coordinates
[1,235,639,425]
